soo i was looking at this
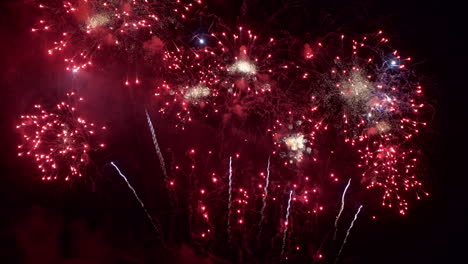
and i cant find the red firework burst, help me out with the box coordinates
[31,0,202,72]
[16,92,106,181]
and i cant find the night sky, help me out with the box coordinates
[0,0,465,263]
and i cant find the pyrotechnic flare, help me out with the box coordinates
[206,26,284,123]
[334,178,352,240]
[16,92,105,181]
[145,109,177,208]
[209,26,277,87]
[156,26,294,129]
[227,59,257,76]
[24,0,431,259]
[183,84,211,102]
[307,32,428,212]
[258,156,271,239]
[145,110,171,189]
[282,133,308,163]
[359,144,424,214]
[32,0,202,72]
[271,110,325,165]
[336,205,364,263]
[111,162,161,237]
[155,48,222,127]
[227,156,233,241]
[281,190,294,259]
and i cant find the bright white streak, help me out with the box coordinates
[145,110,169,185]
[334,178,352,240]
[281,190,294,259]
[111,162,160,235]
[335,205,364,264]
[259,157,270,229]
[258,156,271,237]
[227,156,233,240]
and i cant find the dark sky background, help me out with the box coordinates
[0,0,466,263]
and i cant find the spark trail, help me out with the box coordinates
[281,190,294,260]
[334,178,352,240]
[111,162,161,237]
[258,156,271,239]
[145,109,172,196]
[227,156,233,241]
[335,205,364,264]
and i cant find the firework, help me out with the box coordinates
[227,156,233,241]
[32,0,202,72]
[111,162,161,236]
[281,133,309,163]
[336,205,364,263]
[23,0,432,260]
[227,59,257,76]
[358,144,426,214]
[309,32,426,141]
[257,156,271,238]
[154,46,223,128]
[207,26,287,121]
[299,32,429,212]
[280,189,294,259]
[154,26,293,130]
[271,110,325,165]
[145,109,172,192]
[183,84,211,102]
[334,178,351,240]
[17,92,106,181]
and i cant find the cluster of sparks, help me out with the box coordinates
[17,92,106,181]
[152,31,429,259]
[32,0,202,72]
[281,133,309,163]
[17,1,433,262]
[154,27,284,129]
[317,33,429,214]
[271,110,325,165]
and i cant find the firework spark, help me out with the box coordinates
[154,47,222,127]
[111,162,161,237]
[32,0,202,72]
[145,109,171,188]
[336,205,364,263]
[258,156,271,238]
[16,92,105,181]
[334,178,352,240]
[359,144,424,214]
[227,156,233,241]
[282,133,308,163]
[183,84,211,102]
[24,1,432,260]
[281,190,294,259]
[307,32,428,212]
[227,59,257,76]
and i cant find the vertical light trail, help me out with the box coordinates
[281,190,294,259]
[145,109,171,191]
[227,156,233,240]
[334,178,352,240]
[111,162,161,236]
[335,205,364,264]
[258,156,271,239]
